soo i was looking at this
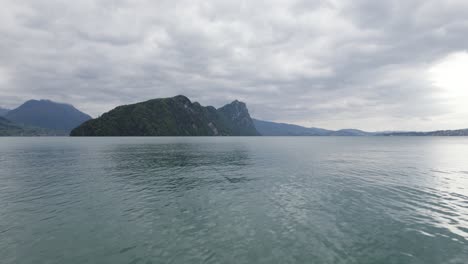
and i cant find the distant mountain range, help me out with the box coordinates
[253,119,468,136]
[0,100,91,136]
[1,96,468,137]
[71,95,259,136]
[382,129,468,136]
[253,119,373,136]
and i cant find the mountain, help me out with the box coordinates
[253,119,332,136]
[217,100,260,136]
[382,129,468,136]
[0,116,67,136]
[253,119,468,136]
[253,119,374,136]
[329,129,374,136]
[0,117,22,135]
[6,100,91,132]
[0,107,9,116]
[70,95,259,136]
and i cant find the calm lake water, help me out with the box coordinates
[1,137,468,264]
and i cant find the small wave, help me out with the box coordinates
[119,245,137,254]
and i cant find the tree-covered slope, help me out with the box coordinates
[0,117,67,136]
[0,117,23,136]
[70,95,259,136]
[218,100,260,136]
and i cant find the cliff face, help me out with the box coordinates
[218,100,260,136]
[70,95,259,136]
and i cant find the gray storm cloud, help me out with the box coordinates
[0,0,467,131]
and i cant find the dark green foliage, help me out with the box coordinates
[218,100,260,136]
[70,95,259,136]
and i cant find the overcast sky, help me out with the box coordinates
[1,0,468,131]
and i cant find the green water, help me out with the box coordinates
[0,137,467,263]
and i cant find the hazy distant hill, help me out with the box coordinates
[253,119,332,136]
[6,100,91,132]
[382,129,468,136]
[253,119,468,136]
[253,119,373,136]
[329,129,373,136]
[0,107,9,116]
[71,95,259,136]
[0,116,67,136]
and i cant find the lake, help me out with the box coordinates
[0,137,467,263]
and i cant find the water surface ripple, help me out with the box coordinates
[0,137,467,263]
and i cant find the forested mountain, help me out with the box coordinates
[71,95,259,136]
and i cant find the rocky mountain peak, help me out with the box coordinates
[218,100,249,120]
[217,99,259,136]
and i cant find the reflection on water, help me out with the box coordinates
[0,137,467,264]
[105,143,254,194]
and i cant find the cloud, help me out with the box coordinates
[0,0,467,130]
